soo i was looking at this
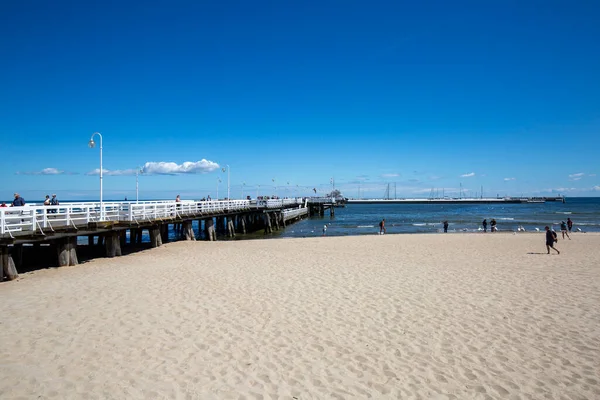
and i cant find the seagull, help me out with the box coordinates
[577,227,582,232]
[535,227,540,232]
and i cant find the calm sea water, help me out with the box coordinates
[276,197,600,238]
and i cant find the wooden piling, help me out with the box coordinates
[57,237,79,266]
[1,246,19,281]
[88,235,94,246]
[160,224,169,243]
[227,218,235,238]
[264,213,272,234]
[149,226,162,248]
[119,230,127,248]
[240,215,247,234]
[105,232,122,257]
[205,218,216,241]
[183,221,195,241]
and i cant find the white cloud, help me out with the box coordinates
[85,160,220,176]
[86,168,139,176]
[381,173,400,178]
[143,160,220,175]
[16,167,76,175]
[460,172,475,178]
[589,174,597,177]
[593,186,600,191]
[504,177,516,181]
[568,172,585,181]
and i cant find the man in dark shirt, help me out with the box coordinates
[11,193,25,207]
[545,226,560,254]
[567,218,573,232]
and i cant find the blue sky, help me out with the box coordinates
[1,0,599,201]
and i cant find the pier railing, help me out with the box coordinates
[282,207,309,221]
[0,200,254,236]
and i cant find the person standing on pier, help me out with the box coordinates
[482,219,488,232]
[545,226,560,254]
[567,218,573,233]
[11,193,25,207]
[50,194,59,213]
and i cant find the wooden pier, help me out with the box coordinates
[0,197,333,281]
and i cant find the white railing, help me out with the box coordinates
[0,199,314,237]
[257,198,303,209]
[282,207,308,221]
[307,197,336,204]
[0,200,250,236]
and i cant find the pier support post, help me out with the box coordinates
[57,237,79,266]
[281,212,286,228]
[129,229,137,245]
[119,230,127,248]
[227,217,235,238]
[105,232,122,257]
[183,221,195,241]
[274,213,280,231]
[88,235,94,246]
[239,215,247,234]
[136,229,143,244]
[160,224,169,243]
[1,246,19,281]
[13,244,23,269]
[205,218,216,241]
[149,226,162,248]
[264,213,272,234]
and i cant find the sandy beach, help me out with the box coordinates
[1,233,599,399]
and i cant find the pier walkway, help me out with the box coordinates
[0,197,335,281]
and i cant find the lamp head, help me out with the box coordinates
[88,139,96,148]
[221,167,226,173]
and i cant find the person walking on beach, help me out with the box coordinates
[443,220,449,233]
[379,218,386,235]
[545,226,560,254]
[11,193,25,207]
[322,224,327,236]
[560,221,571,240]
[567,217,573,233]
[490,219,497,232]
[482,219,488,232]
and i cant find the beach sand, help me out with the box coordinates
[1,233,599,399]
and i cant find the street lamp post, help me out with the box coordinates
[217,178,222,200]
[135,167,143,202]
[272,178,276,197]
[241,182,246,200]
[88,132,103,220]
[222,165,230,200]
[256,184,260,199]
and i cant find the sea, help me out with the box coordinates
[275,197,600,238]
[55,197,599,243]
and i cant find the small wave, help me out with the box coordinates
[412,223,427,226]
[498,217,514,220]
[555,212,572,214]
[357,225,375,228]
